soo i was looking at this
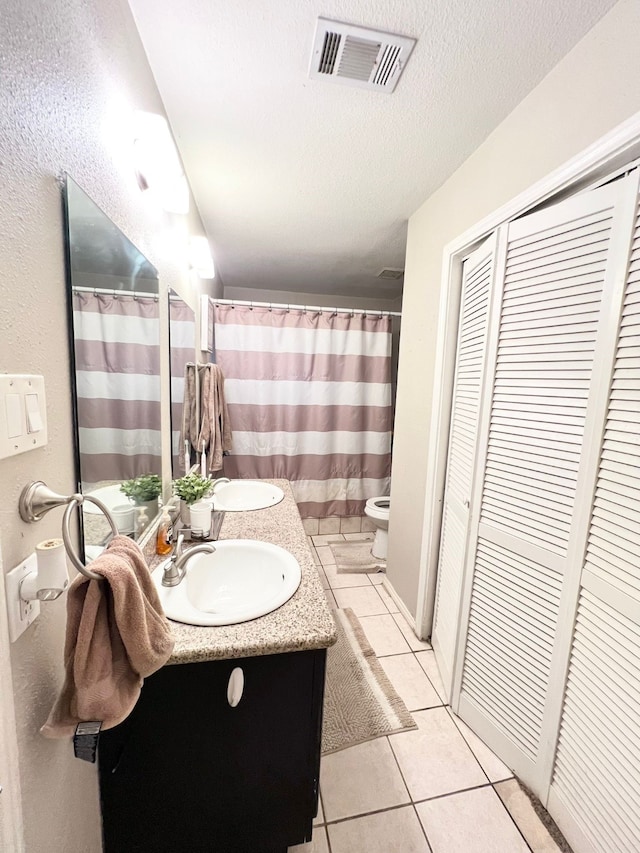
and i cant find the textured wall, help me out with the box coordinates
[0,1,204,849]
[388,0,640,620]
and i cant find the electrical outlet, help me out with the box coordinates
[5,554,40,642]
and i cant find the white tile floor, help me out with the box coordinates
[289,532,565,853]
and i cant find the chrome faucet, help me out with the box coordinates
[162,533,216,587]
[210,476,231,493]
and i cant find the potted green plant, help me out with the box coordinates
[173,472,212,525]
[120,473,162,529]
[120,473,162,504]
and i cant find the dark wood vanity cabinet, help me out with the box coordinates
[98,647,326,853]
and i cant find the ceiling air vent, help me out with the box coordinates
[377,269,404,280]
[310,18,416,93]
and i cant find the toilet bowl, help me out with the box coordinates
[364,497,390,560]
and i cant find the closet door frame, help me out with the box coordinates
[417,112,640,642]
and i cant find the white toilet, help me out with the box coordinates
[364,496,390,560]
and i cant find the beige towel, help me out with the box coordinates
[198,363,233,473]
[41,536,174,739]
[181,362,198,470]
[214,364,233,466]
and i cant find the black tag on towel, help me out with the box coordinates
[73,721,102,763]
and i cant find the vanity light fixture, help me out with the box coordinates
[133,111,190,215]
[189,235,215,279]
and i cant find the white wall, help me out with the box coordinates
[388,0,640,618]
[0,1,205,848]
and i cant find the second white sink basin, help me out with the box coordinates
[154,539,301,626]
[212,480,284,512]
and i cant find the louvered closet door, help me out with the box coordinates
[547,185,640,853]
[432,235,498,697]
[451,174,639,794]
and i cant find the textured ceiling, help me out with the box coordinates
[128,0,617,301]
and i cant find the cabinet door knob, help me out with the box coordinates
[227,667,244,707]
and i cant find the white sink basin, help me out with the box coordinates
[83,484,133,514]
[211,480,284,512]
[153,539,301,626]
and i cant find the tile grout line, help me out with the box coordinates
[411,802,434,853]
[323,823,333,853]
[323,799,419,827]
[414,702,535,848]
[487,779,536,853]
[332,576,394,619]
[384,707,494,807]
[319,801,436,853]
[371,582,390,613]
[324,782,524,828]
[441,702,529,846]
[376,649,445,713]
[311,557,541,853]
[411,780,499,806]
[320,592,416,844]
[384,664,437,852]
[317,568,531,853]
[370,630,512,852]
[413,652,447,701]
[390,611,433,653]
[440,705,493,787]
[395,694,536,853]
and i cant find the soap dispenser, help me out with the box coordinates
[156,507,173,556]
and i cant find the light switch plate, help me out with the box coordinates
[5,554,40,642]
[0,374,48,459]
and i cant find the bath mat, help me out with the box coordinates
[330,541,385,573]
[322,608,416,754]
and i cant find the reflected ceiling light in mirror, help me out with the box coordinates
[133,111,190,215]
[189,235,215,279]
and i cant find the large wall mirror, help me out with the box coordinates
[63,175,163,558]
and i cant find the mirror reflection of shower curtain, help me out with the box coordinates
[169,294,196,477]
[72,292,162,489]
[213,303,392,518]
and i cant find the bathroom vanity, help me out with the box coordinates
[97,481,336,853]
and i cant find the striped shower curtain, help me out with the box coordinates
[213,303,392,518]
[169,295,196,476]
[72,292,162,489]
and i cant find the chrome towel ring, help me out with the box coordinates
[19,481,118,581]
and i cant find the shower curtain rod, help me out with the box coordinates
[72,285,159,300]
[211,297,401,318]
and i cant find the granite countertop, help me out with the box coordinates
[148,479,337,665]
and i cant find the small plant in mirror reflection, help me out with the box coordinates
[173,472,212,505]
[120,474,162,503]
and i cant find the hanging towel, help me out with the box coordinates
[41,535,174,739]
[181,362,199,471]
[198,363,233,474]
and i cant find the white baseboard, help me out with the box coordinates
[382,576,416,630]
